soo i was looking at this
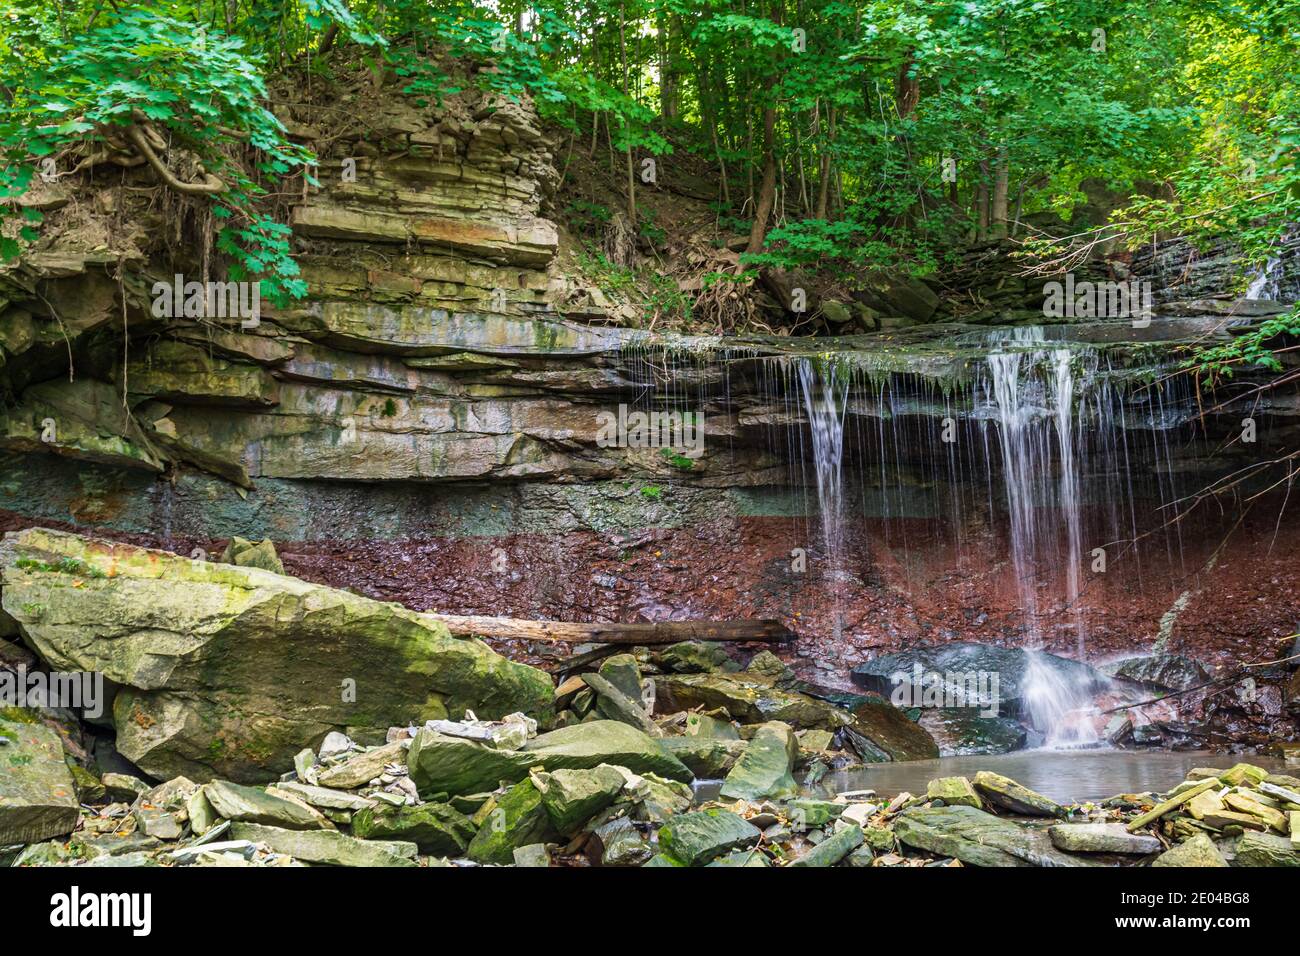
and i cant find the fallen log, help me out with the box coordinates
[422,614,795,645]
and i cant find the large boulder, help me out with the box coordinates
[0,716,80,845]
[851,642,1106,722]
[657,809,761,866]
[0,528,555,783]
[1103,654,1209,692]
[719,721,797,801]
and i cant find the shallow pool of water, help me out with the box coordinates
[819,750,1286,804]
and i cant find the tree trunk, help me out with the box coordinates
[746,101,778,253]
[991,143,1009,239]
[976,156,990,243]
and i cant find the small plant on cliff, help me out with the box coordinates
[0,7,322,303]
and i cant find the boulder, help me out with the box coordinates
[656,641,739,674]
[596,654,643,700]
[1150,833,1227,867]
[919,709,1027,756]
[846,698,940,761]
[719,721,797,801]
[656,809,761,866]
[581,672,661,737]
[1047,823,1162,854]
[533,765,627,835]
[0,717,80,845]
[351,802,475,855]
[407,731,536,796]
[895,805,1101,867]
[0,528,554,783]
[1233,830,1300,867]
[591,816,652,866]
[655,672,842,729]
[521,721,691,782]
[789,824,864,867]
[219,536,285,575]
[659,736,747,778]
[1103,653,1209,692]
[851,643,1105,722]
[853,269,940,323]
[926,776,982,809]
[229,822,417,866]
[204,780,328,830]
[973,771,1064,817]
[466,779,557,865]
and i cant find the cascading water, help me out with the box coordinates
[981,329,1100,747]
[796,358,849,588]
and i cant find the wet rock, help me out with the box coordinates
[351,802,475,855]
[895,805,1100,867]
[0,528,554,782]
[796,728,835,753]
[790,824,864,866]
[926,776,982,809]
[466,779,557,865]
[719,721,797,801]
[0,718,80,845]
[1219,763,1269,787]
[1150,833,1228,867]
[973,771,1064,817]
[919,709,1028,756]
[1103,714,1133,746]
[1104,654,1209,691]
[1048,823,1161,854]
[658,737,746,778]
[230,822,418,866]
[204,780,329,830]
[851,643,1106,721]
[533,764,626,834]
[1233,830,1300,867]
[846,698,941,762]
[133,807,183,840]
[657,809,761,866]
[592,817,652,866]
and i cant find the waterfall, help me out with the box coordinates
[796,358,849,594]
[982,329,1099,746]
[1246,256,1282,300]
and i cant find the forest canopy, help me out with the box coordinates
[0,0,1296,354]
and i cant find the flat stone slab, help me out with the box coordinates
[1048,823,1162,854]
[0,718,80,845]
[229,823,417,867]
[895,805,1103,867]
